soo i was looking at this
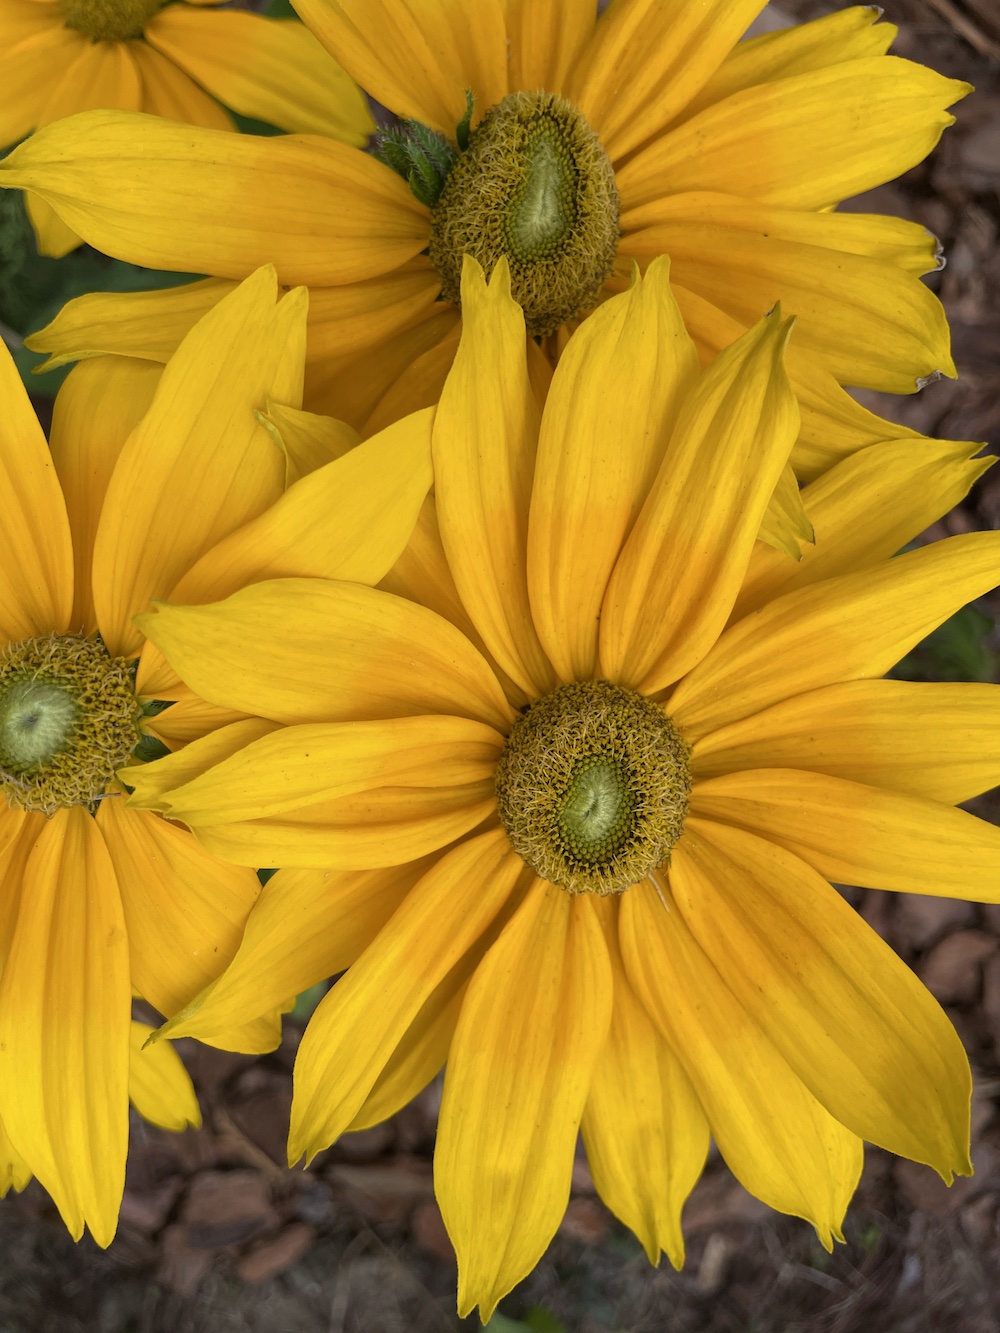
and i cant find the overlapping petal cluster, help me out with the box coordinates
[126,260,1000,1319]
[0,0,373,253]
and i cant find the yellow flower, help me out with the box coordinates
[129,259,999,1320]
[0,0,967,481]
[0,0,373,255]
[0,265,432,1247]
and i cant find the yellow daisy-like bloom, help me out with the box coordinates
[0,0,373,255]
[127,259,1000,1320]
[0,0,967,483]
[0,265,433,1247]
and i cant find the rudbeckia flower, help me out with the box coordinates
[0,0,967,483]
[126,259,1000,1320]
[0,0,373,255]
[0,265,432,1246]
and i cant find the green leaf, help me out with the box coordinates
[290,980,329,1021]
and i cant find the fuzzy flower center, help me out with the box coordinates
[495,680,691,895]
[429,91,620,337]
[58,0,164,41]
[0,635,141,816]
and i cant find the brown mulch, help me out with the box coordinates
[3,2,1000,1330]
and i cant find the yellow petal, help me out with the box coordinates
[292,0,508,134]
[49,355,162,634]
[620,193,953,391]
[0,24,79,145]
[0,810,39,973]
[263,401,359,486]
[131,40,234,130]
[140,579,514,731]
[144,688,253,750]
[670,531,1000,741]
[433,256,554,697]
[0,1111,31,1198]
[146,8,373,142]
[25,277,239,371]
[362,319,460,437]
[694,679,1000,805]
[691,769,1000,903]
[167,407,433,606]
[128,1022,201,1132]
[756,458,813,558]
[581,897,708,1268]
[92,268,304,655]
[568,0,766,161]
[0,808,130,1247]
[144,714,503,827]
[24,192,81,261]
[438,882,612,1323]
[681,5,896,121]
[97,799,261,1021]
[0,340,74,638]
[617,58,968,212]
[507,0,595,93]
[528,257,701,681]
[733,438,992,620]
[122,717,280,808]
[289,828,522,1161]
[620,876,862,1246]
[675,820,971,1178]
[599,306,798,692]
[158,861,429,1052]
[0,109,429,283]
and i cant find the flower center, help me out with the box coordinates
[0,635,141,815]
[495,680,691,895]
[429,91,620,337]
[58,0,163,41]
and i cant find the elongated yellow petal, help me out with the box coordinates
[92,268,304,656]
[0,110,429,283]
[0,25,81,146]
[0,811,38,973]
[670,532,1000,741]
[675,820,971,1178]
[581,897,708,1268]
[0,1111,31,1198]
[184,782,499,871]
[131,40,234,131]
[437,881,612,1323]
[140,579,513,731]
[142,714,503,824]
[262,401,358,485]
[122,718,280,807]
[146,8,373,142]
[168,407,432,606]
[158,861,428,1052]
[733,438,992,620]
[0,341,74,638]
[128,1023,201,1132]
[289,829,522,1161]
[529,257,701,681]
[292,0,507,134]
[25,277,238,371]
[49,356,161,635]
[621,195,952,391]
[143,688,252,751]
[618,58,968,212]
[693,680,1000,804]
[692,769,1000,902]
[0,809,130,1247]
[600,307,797,692]
[681,5,896,121]
[568,0,766,161]
[432,257,554,698]
[97,800,261,1021]
[507,0,595,93]
[756,458,813,558]
[620,877,862,1245]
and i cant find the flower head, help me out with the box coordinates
[0,0,373,254]
[130,259,999,1319]
[1,0,967,484]
[0,265,432,1246]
